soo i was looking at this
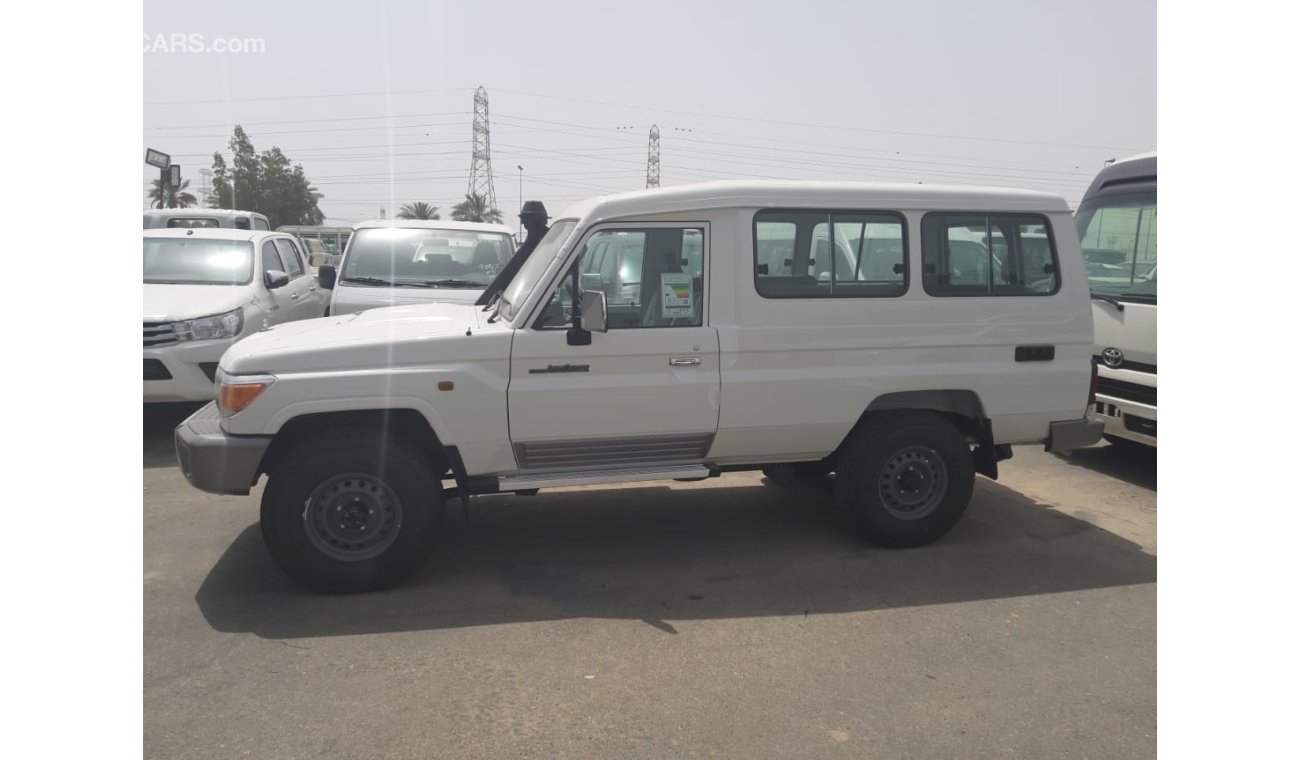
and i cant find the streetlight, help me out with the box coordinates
[517,165,524,238]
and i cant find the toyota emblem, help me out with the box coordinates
[1102,347,1124,368]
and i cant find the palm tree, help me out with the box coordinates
[148,178,198,209]
[396,201,440,220]
[450,193,503,223]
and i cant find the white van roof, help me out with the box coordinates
[352,219,514,235]
[558,181,1070,226]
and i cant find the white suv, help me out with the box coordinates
[144,228,326,402]
[176,181,1101,592]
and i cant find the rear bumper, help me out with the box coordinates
[1045,418,1104,453]
[174,402,271,495]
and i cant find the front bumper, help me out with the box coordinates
[144,338,235,402]
[1090,395,1157,447]
[174,402,272,495]
[1045,417,1104,453]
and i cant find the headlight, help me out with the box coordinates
[216,368,275,416]
[175,308,243,342]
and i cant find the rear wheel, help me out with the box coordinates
[260,430,444,593]
[836,412,975,547]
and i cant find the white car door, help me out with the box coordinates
[274,237,322,319]
[507,224,720,471]
[258,240,297,326]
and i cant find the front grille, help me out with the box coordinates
[1096,377,1156,406]
[1093,355,1156,374]
[144,321,177,348]
[144,359,172,381]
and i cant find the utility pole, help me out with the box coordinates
[646,125,660,189]
[467,86,498,210]
[517,165,524,238]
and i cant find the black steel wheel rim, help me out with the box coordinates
[303,473,404,562]
[878,445,948,520]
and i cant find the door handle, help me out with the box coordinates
[291,293,300,300]
[669,357,701,366]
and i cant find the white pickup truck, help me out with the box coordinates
[176,181,1101,592]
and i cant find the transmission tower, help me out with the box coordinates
[645,125,660,188]
[467,86,498,209]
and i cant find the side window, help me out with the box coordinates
[274,238,304,278]
[261,241,285,275]
[754,210,906,298]
[921,214,1059,296]
[254,217,270,230]
[537,227,705,329]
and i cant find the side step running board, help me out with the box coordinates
[498,464,713,491]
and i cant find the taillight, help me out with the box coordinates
[1088,360,1098,406]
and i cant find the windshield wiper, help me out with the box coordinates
[1091,292,1126,312]
[339,276,397,286]
[420,279,486,289]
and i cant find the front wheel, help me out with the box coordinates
[260,430,444,593]
[836,412,975,547]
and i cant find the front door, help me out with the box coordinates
[507,223,719,471]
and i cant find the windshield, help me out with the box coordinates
[341,227,515,287]
[499,220,578,320]
[1075,192,1156,300]
[143,238,253,285]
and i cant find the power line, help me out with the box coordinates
[492,88,1145,152]
[145,86,475,107]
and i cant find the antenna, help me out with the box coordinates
[646,124,660,189]
[468,86,498,209]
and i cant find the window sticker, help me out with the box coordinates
[660,273,695,318]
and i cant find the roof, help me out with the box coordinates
[143,208,266,219]
[557,180,1071,225]
[1110,151,1156,166]
[142,228,284,242]
[352,219,514,234]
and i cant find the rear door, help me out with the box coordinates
[507,223,720,470]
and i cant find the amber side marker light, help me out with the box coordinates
[438,381,454,391]
[218,377,273,415]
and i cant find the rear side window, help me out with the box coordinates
[253,217,270,230]
[274,238,304,278]
[754,210,907,298]
[920,213,1059,296]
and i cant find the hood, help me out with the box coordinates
[221,301,508,374]
[330,282,483,315]
[144,283,255,322]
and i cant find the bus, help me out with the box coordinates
[1076,152,1156,448]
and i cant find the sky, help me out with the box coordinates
[143,0,1155,224]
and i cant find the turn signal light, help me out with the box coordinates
[218,379,271,415]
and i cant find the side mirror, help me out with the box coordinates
[264,269,290,289]
[581,290,608,333]
[318,264,337,290]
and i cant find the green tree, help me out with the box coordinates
[147,177,198,209]
[209,126,325,228]
[450,193,503,223]
[396,202,441,220]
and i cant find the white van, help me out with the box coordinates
[176,181,1100,592]
[322,220,516,315]
[144,208,271,231]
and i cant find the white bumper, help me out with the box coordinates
[144,338,235,402]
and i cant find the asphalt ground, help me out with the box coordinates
[144,402,1155,758]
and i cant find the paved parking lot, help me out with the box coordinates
[144,403,1155,759]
